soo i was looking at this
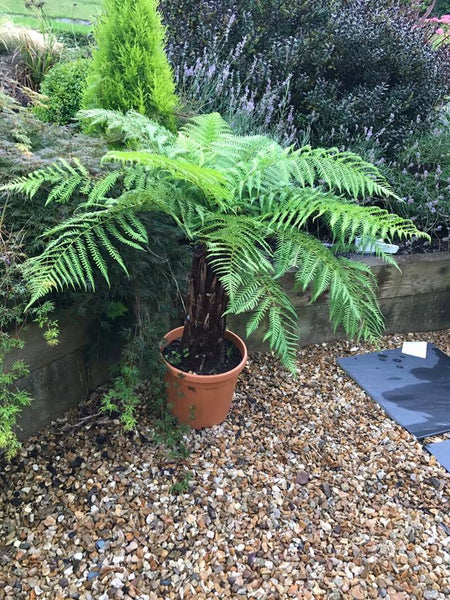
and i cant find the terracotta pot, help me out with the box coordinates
[161,326,248,429]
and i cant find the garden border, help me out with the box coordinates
[6,251,450,441]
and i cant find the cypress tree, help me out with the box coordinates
[83,0,178,130]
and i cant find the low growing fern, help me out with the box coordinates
[2,111,428,374]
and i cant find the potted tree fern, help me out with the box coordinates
[2,111,427,428]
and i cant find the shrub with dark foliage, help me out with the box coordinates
[162,0,450,152]
[301,0,450,150]
[382,117,450,236]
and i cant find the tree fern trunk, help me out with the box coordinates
[181,243,227,372]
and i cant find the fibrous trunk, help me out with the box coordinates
[181,243,227,372]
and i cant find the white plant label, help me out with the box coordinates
[401,341,428,359]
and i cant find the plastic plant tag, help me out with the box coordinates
[354,237,399,254]
[402,341,428,359]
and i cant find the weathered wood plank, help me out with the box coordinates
[4,309,90,373]
[231,253,450,350]
[281,252,450,308]
[374,252,450,299]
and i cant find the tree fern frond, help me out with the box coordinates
[290,146,398,199]
[85,170,123,205]
[224,281,264,315]
[200,214,273,299]
[209,134,279,169]
[23,203,148,306]
[225,272,299,374]
[1,158,91,203]
[179,112,232,149]
[103,151,231,207]
[266,188,429,246]
[77,109,175,152]
[225,144,291,203]
[245,296,273,336]
[256,277,299,374]
[287,231,385,340]
[323,202,428,244]
[122,164,155,192]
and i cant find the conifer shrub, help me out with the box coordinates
[82,0,178,131]
[35,58,90,124]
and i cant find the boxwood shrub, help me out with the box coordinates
[35,58,90,125]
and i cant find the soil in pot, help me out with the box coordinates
[163,337,242,375]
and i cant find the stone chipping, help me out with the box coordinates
[0,330,449,600]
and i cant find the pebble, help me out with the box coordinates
[296,471,309,485]
[0,330,448,600]
[43,515,56,527]
[125,540,138,553]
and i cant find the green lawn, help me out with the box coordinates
[0,0,100,22]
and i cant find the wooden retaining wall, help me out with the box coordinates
[6,252,449,441]
[5,311,121,441]
[231,251,450,350]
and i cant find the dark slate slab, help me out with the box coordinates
[337,344,450,439]
[426,440,450,473]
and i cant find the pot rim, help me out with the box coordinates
[161,326,248,383]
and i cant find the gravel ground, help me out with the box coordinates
[1,330,449,600]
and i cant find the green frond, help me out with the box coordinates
[290,146,398,199]
[245,297,273,336]
[263,304,299,375]
[103,151,231,207]
[273,230,303,278]
[224,281,265,314]
[123,165,151,192]
[234,274,300,374]
[265,188,428,247]
[288,231,385,341]
[179,112,232,150]
[24,203,148,307]
[209,134,279,169]
[78,109,175,151]
[225,275,299,374]
[225,144,291,204]
[1,158,91,203]
[200,214,273,299]
[86,170,123,205]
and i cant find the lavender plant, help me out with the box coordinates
[167,19,297,144]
